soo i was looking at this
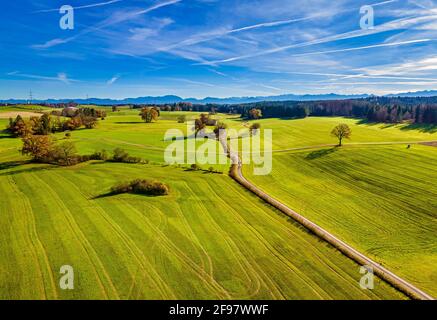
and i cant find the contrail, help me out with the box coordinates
[199,14,437,65]
[34,0,123,13]
[288,39,433,57]
[160,0,397,53]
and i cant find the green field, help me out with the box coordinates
[0,161,405,299]
[1,107,435,299]
[0,108,408,300]
[243,118,437,297]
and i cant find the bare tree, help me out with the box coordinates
[331,124,352,146]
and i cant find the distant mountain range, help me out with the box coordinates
[2,90,437,105]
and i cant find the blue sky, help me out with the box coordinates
[1,0,437,99]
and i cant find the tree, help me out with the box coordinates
[52,141,78,166]
[213,122,228,138]
[7,115,32,137]
[62,116,82,131]
[331,124,352,146]
[81,116,98,129]
[140,107,159,123]
[248,108,262,119]
[21,135,54,162]
[29,114,52,135]
[194,118,206,135]
[199,113,209,124]
[249,123,261,136]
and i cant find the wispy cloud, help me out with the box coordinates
[32,0,182,49]
[199,14,437,65]
[7,71,77,84]
[34,0,123,13]
[288,39,433,57]
[107,75,120,85]
[159,11,332,51]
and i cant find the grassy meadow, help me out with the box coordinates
[242,119,437,297]
[0,160,403,299]
[0,105,435,299]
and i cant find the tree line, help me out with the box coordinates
[133,97,437,124]
[6,107,105,137]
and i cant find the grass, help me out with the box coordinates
[232,117,437,151]
[0,109,407,299]
[0,161,404,299]
[244,144,437,297]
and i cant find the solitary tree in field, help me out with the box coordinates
[331,123,352,146]
[140,107,159,123]
[248,108,262,119]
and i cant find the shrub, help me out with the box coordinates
[112,148,129,162]
[90,149,109,161]
[125,156,142,163]
[110,148,142,163]
[110,179,169,196]
[50,141,79,166]
[177,115,186,123]
[190,163,200,170]
[81,116,98,129]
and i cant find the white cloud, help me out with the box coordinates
[107,75,120,85]
[7,71,77,84]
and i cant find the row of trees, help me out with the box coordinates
[7,110,101,138]
[20,134,144,167]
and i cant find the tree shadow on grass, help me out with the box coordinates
[357,119,437,133]
[92,192,164,200]
[0,163,55,176]
[305,147,338,160]
[114,121,145,124]
[400,123,437,134]
[356,119,397,128]
[0,160,29,171]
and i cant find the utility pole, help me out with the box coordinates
[28,89,33,105]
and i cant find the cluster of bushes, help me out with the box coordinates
[109,148,143,163]
[177,115,186,123]
[7,110,101,138]
[189,163,223,174]
[110,179,169,196]
[20,134,145,167]
[21,135,80,166]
